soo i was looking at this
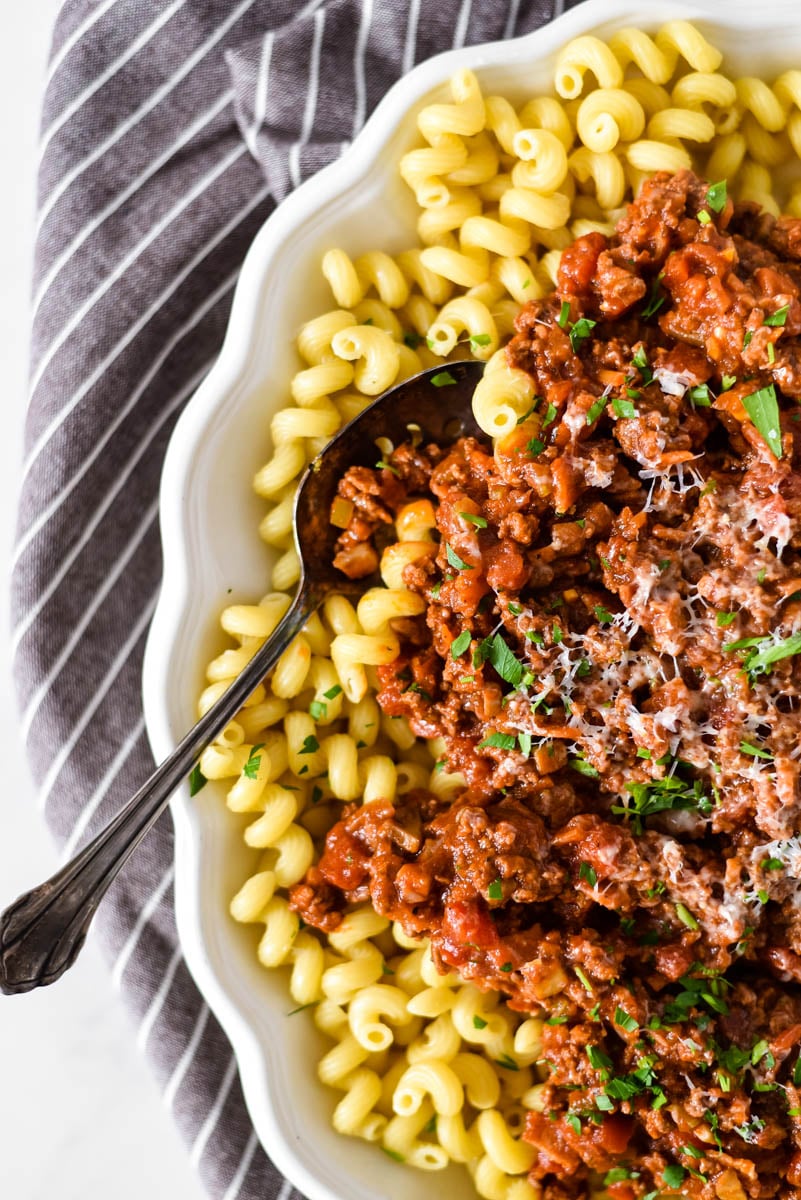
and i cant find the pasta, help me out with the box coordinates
[193,18,801,1198]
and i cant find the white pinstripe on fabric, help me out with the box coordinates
[44,0,120,86]
[553,0,566,14]
[15,266,240,579]
[40,0,189,156]
[60,716,147,862]
[21,183,268,486]
[221,1131,259,1200]
[32,87,235,316]
[276,1179,294,1200]
[503,0,522,38]
[352,0,374,136]
[30,141,248,400]
[244,31,275,156]
[11,355,216,657]
[137,944,184,1051]
[190,1054,238,1166]
[36,592,158,809]
[287,7,326,189]
[21,498,160,738]
[111,863,176,988]
[163,1002,211,1111]
[453,0,472,49]
[402,0,421,74]
[36,0,260,236]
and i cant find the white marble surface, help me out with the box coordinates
[0,9,207,1200]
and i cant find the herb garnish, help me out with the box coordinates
[477,732,517,751]
[431,370,457,387]
[243,743,265,780]
[450,629,471,659]
[579,861,597,887]
[642,275,665,318]
[725,630,801,679]
[742,382,783,458]
[586,395,607,424]
[706,179,727,212]
[189,762,208,796]
[569,318,597,353]
[445,543,472,571]
[469,332,492,350]
[459,511,488,528]
[765,304,790,327]
[612,770,712,834]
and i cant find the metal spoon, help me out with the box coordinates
[0,360,484,995]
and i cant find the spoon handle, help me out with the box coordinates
[0,589,316,995]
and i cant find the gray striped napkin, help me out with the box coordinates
[12,1,575,1196]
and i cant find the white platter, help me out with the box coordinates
[142,3,801,1197]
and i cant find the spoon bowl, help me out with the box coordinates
[0,360,485,994]
[295,359,484,597]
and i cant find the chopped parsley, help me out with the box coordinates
[459,511,487,528]
[594,605,613,623]
[431,370,457,387]
[495,1053,519,1071]
[473,1014,488,1030]
[477,732,517,751]
[323,684,342,700]
[716,611,737,627]
[476,632,525,688]
[742,382,783,458]
[487,879,503,901]
[445,543,472,571]
[243,742,265,779]
[721,373,737,390]
[569,317,597,353]
[632,344,653,383]
[697,209,711,225]
[299,734,320,755]
[579,861,597,887]
[612,397,637,419]
[469,332,492,350]
[614,1006,638,1033]
[570,754,600,778]
[725,630,801,679]
[309,700,327,721]
[403,331,422,349]
[642,275,665,318]
[765,304,790,327]
[675,903,699,931]
[450,629,471,659]
[688,383,711,407]
[706,179,727,212]
[663,1164,686,1189]
[586,395,607,424]
[557,300,571,328]
[612,770,712,834]
[375,459,399,475]
[740,740,773,760]
[189,762,208,796]
[526,436,545,456]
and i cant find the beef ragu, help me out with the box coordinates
[290,172,801,1197]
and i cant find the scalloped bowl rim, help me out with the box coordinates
[142,3,801,1198]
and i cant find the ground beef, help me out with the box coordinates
[292,171,801,1199]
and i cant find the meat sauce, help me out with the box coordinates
[291,172,801,1198]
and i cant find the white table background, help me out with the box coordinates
[0,8,209,1200]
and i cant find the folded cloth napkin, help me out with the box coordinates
[12,1,578,1196]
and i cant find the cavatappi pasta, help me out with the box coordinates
[195,20,801,1197]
